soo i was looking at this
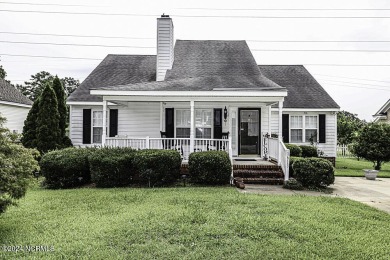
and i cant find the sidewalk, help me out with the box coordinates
[238,177,390,214]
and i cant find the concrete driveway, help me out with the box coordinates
[331,177,390,214]
[238,177,390,214]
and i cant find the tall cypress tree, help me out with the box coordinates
[36,84,61,153]
[21,98,40,148]
[52,76,67,141]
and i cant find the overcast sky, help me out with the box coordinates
[1,0,390,121]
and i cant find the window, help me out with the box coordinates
[195,109,212,138]
[175,109,212,138]
[290,116,303,143]
[290,115,318,143]
[305,116,318,143]
[92,111,108,143]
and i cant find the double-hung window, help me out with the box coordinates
[175,109,212,138]
[290,116,303,143]
[305,116,318,143]
[92,111,107,143]
[290,115,318,143]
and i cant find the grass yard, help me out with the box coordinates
[336,157,390,177]
[1,187,390,259]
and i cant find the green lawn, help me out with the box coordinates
[336,157,390,177]
[1,187,389,259]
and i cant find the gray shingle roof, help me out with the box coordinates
[99,75,284,91]
[0,78,32,105]
[258,65,340,109]
[67,55,156,102]
[166,40,263,80]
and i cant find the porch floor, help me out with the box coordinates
[232,157,276,167]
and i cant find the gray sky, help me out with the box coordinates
[1,0,390,121]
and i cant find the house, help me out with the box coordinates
[373,99,390,123]
[67,15,340,180]
[0,78,32,133]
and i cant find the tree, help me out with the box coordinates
[16,71,80,101]
[36,84,61,153]
[337,110,365,146]
[52,76,67,138]
[21,98,40,148]
[0,64,6,79]
[0,113,39,214]
[352,123,390,170]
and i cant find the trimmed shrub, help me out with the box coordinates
[188,151,231,185]
[285,144,302,157]
[289,156,303,178]
[40,148,94,189]
[300,145,318,158]
[133,149,181,187]
[293,158,335,188]
[283,178,304,190]
[89,147,136,188]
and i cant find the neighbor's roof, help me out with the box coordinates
[258,65,340,109]
[0,78,32,106]
[67,55,156,102]
[373,98,390,116]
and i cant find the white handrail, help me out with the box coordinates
[266,136,290,181]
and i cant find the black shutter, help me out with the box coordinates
[319,114,326,143]
[214,108,222,139]
[109,109,118,137]
[282,114,289,143]
[82,109,91,144]
[165,108,174,138]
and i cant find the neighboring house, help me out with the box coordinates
[373,99,390,123]
[0,78,32,133]
[67,15,340,177]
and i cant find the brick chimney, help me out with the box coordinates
[156,14,174,81]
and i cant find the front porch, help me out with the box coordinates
[104,135,290,182]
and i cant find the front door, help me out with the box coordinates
[238,109,261,155]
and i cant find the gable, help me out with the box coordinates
[0,79,32,106]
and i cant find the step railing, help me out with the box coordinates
[267,136,290,181]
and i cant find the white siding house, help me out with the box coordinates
[67,15,340,179]
[0,79,32,133]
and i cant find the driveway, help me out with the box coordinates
[331,177,390,214]
[238,177,390,214]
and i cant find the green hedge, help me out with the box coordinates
[40,148,94,189]
[300,145,318,158]
[133,149,182,187]
[89,147,136,188]
[285,144,302,157]
[188,151,231,185]
[293,158,335,188]
[289,156,303,178]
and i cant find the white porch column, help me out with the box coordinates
[102,100,107,146]
[268,105,272,135]
[278,101,283,165]
[190,101,195,153]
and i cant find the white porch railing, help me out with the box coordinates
[105,137,230,161]
[267,137,290,181]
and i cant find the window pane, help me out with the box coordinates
[305,116,318,129]
[176,110,191,127]
[291,129,302,143]
[305,129,317,143]
[196,109,212,127]
[176,128,190,138]
[93,127,103,143]
[290,116,303,128]
[93,111,103,126]
[196,127,211,138]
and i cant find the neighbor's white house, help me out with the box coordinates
[373,99,390,123]
[67,15,340,175]
[0,79,32,133]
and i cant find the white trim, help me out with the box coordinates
[271,108,339,112]
[0,100,32,108]
[66,101,118,106]
[102,96,285,103]
[91,90,287,97]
